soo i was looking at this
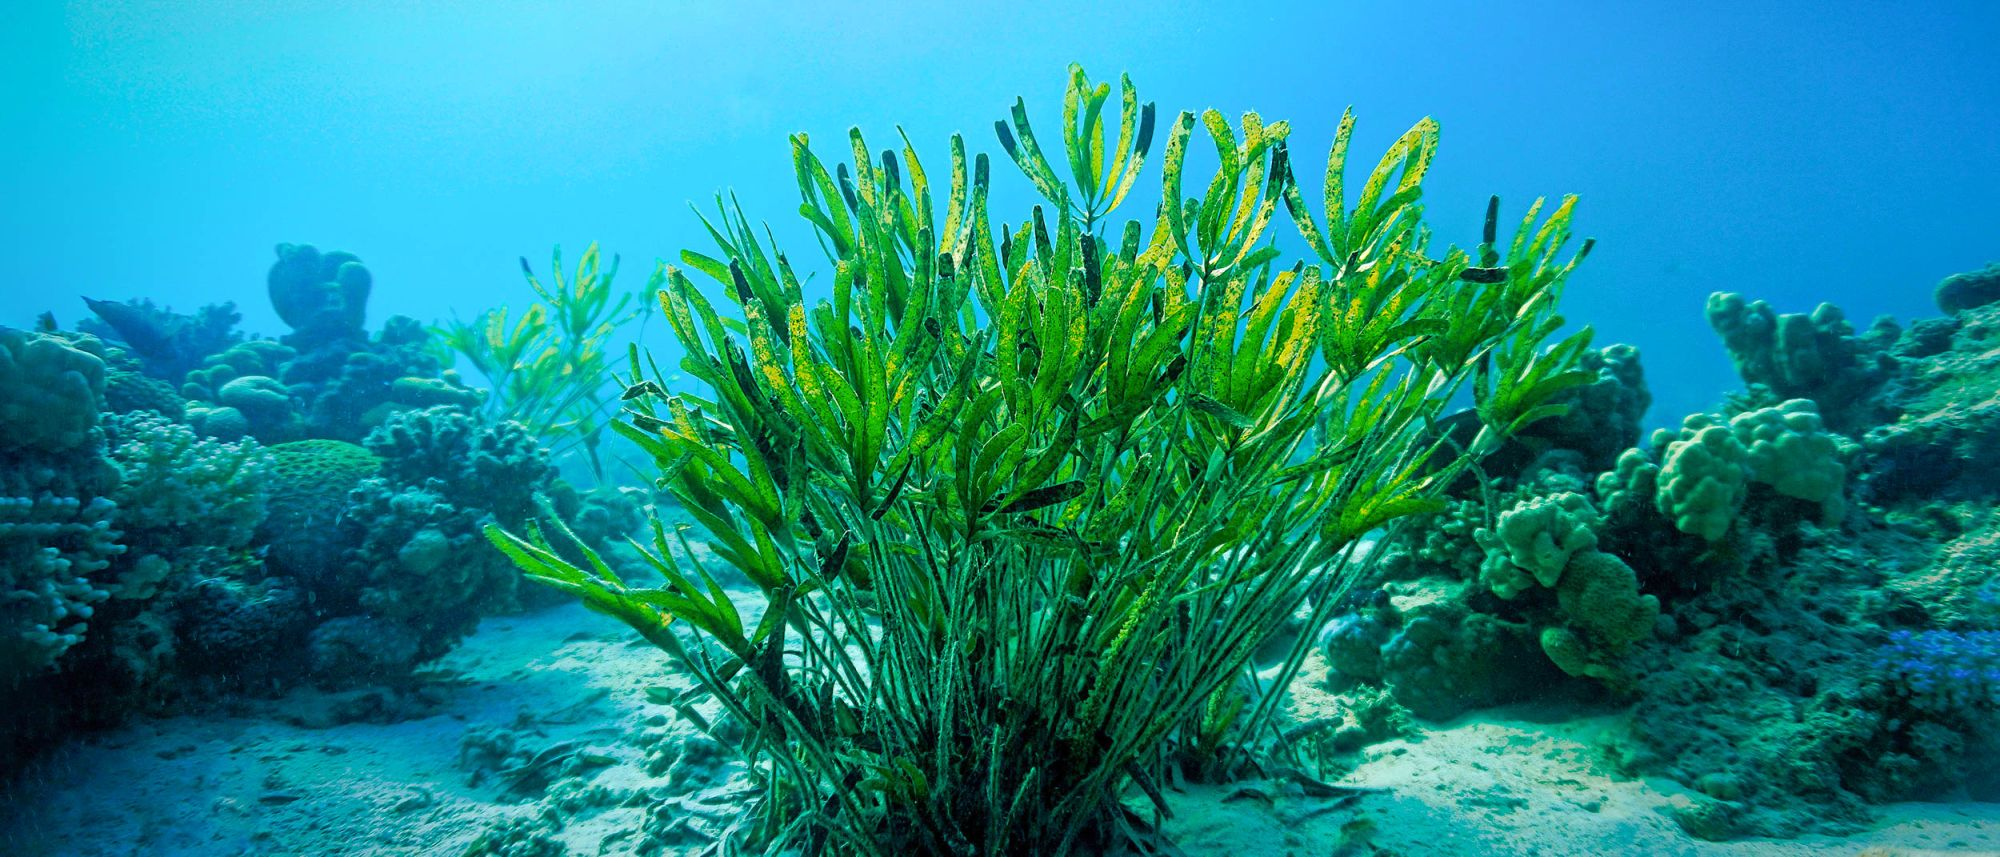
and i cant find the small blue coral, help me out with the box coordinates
[1875,629,2000,713]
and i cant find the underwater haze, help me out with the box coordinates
[5,2,2000,856]
[7,1,1999,423]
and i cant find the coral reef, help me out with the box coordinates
[103,412,270,599]
[1517,343,1652,471]
[1324,261,2000,840]
[1704,291,1894,431]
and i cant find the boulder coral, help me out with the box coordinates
[0,327,108,454]
[258,439,381,587]
[1475,491,1601,598]
[1729,399,1848,524]
[1654,415,1751,542]
[1935,262,2000,315]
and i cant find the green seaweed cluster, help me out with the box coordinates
[493,65,1595,855]
[439,243,653,477]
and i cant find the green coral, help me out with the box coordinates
[1729,398,1847,524]
[1935,261,2000,315]
[259,439,381,584]
[1655,415,1751,541]
[1475,491,1600,598]
[1543,550,1659,681]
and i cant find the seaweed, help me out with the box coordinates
[489,64,1594,855]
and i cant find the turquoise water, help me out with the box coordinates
[2,3,1998,855]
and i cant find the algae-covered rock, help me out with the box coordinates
[1371,578,1553,719]
[1935,261,2000,315]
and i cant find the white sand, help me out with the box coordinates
[4,601,1996,856]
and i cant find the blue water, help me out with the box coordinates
[5,2,1998,424]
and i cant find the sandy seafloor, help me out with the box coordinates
[3,595,1996,857]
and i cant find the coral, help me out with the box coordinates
[0,327,108,454]
[640,727,733,788]
[1320,608,1395,682]
[268,243,372,348]
[1653,414,1751,542]
[463,814,565,857]
[1729,399,1848,524]
[1541,550,1659,682]
[281,316,449,441]
[61,336,188,419]
[180,339,302,441]
[1875,629,2000,712]
[78,297,241,381]
[1370,579,1554,719]
[1862,301,2000,504]
[1609,525,1994,840]
[169,575,309,683]
[1887,512,2000,627]
[103,412,271,599]
[185,405,250,441]
[1704,292,1891,431]
[258,439,380,586]
[0,328,123,686]
[1518,343,1651,471]
[1894,316,1958,359]
[388,375,483,410]
[0,489,120,685]
[1935,261,2000,315]
[181,339,297,400]
[336,477,518,662]
[364,406,552,522]
[1475,491,1600,598]
[1373,497,1485,582]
